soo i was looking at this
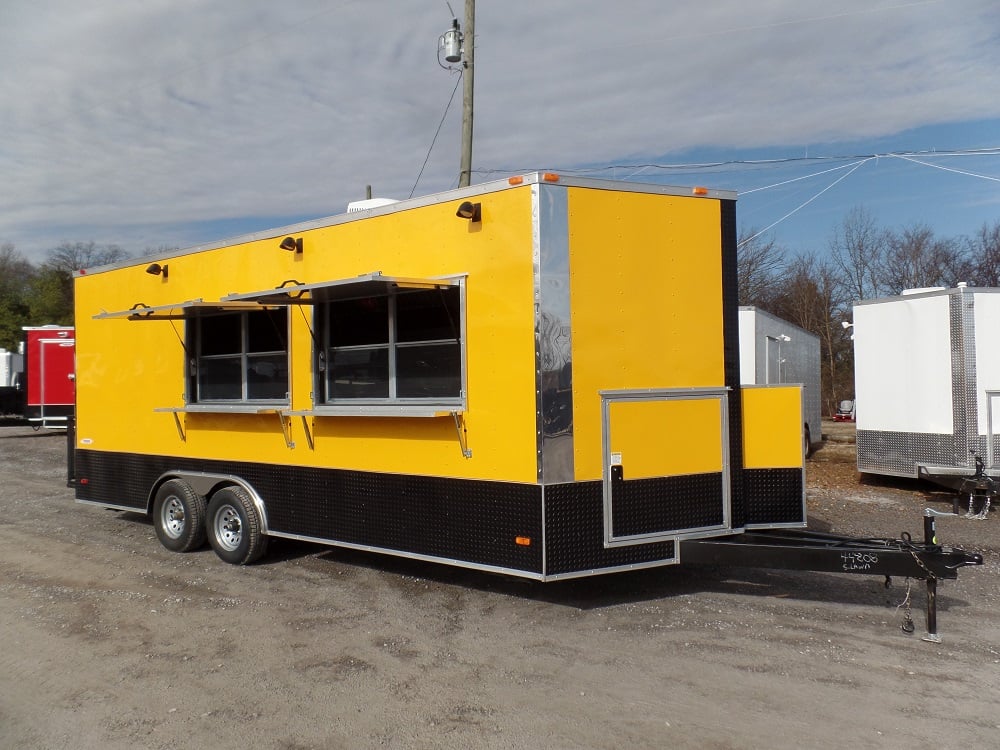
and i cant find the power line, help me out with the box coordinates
[739,160,870,195]
[473,147,1000,179]
[470,147,1000,242]
[409,71,463,199]
[890,153,1000,183]
[737,159,875,247]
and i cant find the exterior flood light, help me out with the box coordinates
[279,236,303,254]
[455,201,481,222]
[145,263,168,279]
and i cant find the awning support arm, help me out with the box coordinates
[171,411,186,442]
[277,412,295,449]
[299,415,314,450]
[452,411,472,459]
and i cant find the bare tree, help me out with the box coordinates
[828,206,888,303]
[29,242,131,326]
[963,221,1000,287]
[0,243,35,290]
[45,241,128,274]
[770,253,853,415]
[881,225,962,293]
[737,229,785,308]
[771,254,824,333]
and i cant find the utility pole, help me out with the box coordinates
[458,0,475,188]
[439,1,475,188]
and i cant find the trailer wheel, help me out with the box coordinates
[803,425,813,459]
[152,479,207,553]
[206,486,268,565]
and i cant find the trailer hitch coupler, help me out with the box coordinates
[923,510,938,549]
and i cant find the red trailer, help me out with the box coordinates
[23,326,75,429]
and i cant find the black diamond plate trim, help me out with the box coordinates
[75,449,150,511]
[743,468,804,525]
[609,466,724,537]
[75,450,543,573]
[543,481,675,576]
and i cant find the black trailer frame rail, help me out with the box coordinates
[679,512,983,642]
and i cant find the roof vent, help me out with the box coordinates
[346,198,400,213]
[900,287,946,296]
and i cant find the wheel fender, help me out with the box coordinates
[147,471,269,533]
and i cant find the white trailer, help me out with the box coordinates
[0,347,23,389]
[738,307,821,457]
[0,346,25,416]
[853,285,1000,488]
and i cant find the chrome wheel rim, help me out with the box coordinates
[214,504,242,551]
[160,495,185,539]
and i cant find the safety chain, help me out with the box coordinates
[898,532,939,580]
[897,578,915,634]
[965,493,991,520]
[907,548,938,580]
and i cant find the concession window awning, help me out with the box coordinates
[220,271,464,306]
[93,299,276,320]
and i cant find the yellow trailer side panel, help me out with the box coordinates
[74,187,541,482]
[608,398,723,478]
[566,188,725,481]
[741,385,804,468]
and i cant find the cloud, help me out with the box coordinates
[1,0,998,263]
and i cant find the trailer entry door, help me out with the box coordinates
[601,388,731,548]
[40,339,76,407]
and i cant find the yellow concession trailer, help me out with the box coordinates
[73,174,808,578]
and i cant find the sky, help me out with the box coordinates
[2,0,999,266]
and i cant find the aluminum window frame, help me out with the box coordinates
[187,308,290,406]
[315,282,467,414]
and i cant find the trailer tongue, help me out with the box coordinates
[680,511,983,642]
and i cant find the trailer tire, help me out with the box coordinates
[803,425,813,459]
[152,479,207,553]
[206,486,268,565]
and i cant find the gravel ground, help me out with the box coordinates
[0,422,997,750]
